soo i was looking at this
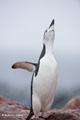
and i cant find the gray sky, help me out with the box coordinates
[0,0,80,102]
[0,0,80,54]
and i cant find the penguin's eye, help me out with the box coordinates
[45,30,47,33]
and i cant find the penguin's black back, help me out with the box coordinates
[26,109,34,120]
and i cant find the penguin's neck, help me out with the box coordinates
[44,40,54,55]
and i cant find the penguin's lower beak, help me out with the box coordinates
[49,19,54,28]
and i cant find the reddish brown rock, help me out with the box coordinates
[0,96,80,120]
[0,96,29,120]
[65,96,80,109]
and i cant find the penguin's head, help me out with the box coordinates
[43,19,55,44]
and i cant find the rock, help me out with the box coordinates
[0,96,29,120]
[0,96,80,120]
[65,96,80,109]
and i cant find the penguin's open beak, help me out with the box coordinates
[49,19,54,28]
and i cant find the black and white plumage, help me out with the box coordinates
[12,19,58,120]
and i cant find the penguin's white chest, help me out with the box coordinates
[32,54,58,112]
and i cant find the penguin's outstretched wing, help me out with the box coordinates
[12,61,37,72]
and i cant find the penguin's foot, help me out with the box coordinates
[39,116,47,119]
[35,114,39,120]
[39,114,52,120]
[39,112,46,119]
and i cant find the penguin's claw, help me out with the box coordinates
[39,116,47,119]
[39,114,52,120]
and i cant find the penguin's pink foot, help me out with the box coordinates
[39,112,47,119]
[35,114,39,120]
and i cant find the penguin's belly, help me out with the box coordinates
[33,56,57,112]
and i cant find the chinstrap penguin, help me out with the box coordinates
[12,19,58,120]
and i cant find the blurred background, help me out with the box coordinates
[0,0,80,109]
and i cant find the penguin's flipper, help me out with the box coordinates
[12,61,37,72]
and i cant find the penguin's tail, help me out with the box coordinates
[26,110,34,120]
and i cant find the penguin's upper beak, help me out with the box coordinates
[49,19,54,28]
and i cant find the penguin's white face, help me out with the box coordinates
[44,25,55,40]
[43,22,55,46]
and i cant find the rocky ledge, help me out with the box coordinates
[0,96,80,120]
